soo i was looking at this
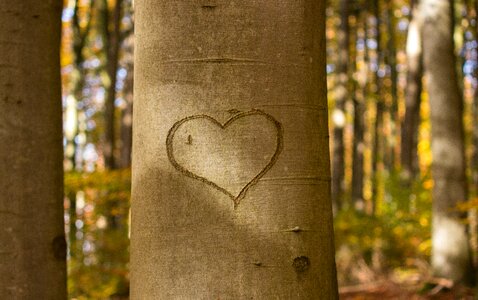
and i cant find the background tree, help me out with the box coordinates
[53,0,478,296]
[0,1,66,298]
[401,0,423,182]
[101,0,123,170]
[331,0,350,211]
[371,0,384,213]
[419,0,474,284]
[60,0,133,297]
[351,3,367,211]
[131,0,338,298]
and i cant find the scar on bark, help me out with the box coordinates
[166,109,284,208]
[293,256,310,273]
[52,235,67,260]
[201,1,217,9]
[227,108,241,115]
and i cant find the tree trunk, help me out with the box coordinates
[119,62,133,168]
[131,1,338,298]
[385,0,399,170]
[401,1,423,182]
[118,1,134,169]
[351,8,366,211]
[419,0,474,284]
[0,1,66,298]
[371,0,383,214]
[119,35,134,169]
[103,0,122,170]
[331,0,350,212]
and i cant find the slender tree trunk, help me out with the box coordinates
[401,1,423,182]
[118,1,134,169]
[119,61,133,168]
[371,0,384,215]
[419,0,475,284]
[385,0,399,170]
[0,1,66,298]
[351,8,366,211]
[119,32,134,169]
[101,0,123,232]
[332,0,350,212]
[131,1,338,298]
[103,0,122,170]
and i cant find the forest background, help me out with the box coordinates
[60,0,478,298]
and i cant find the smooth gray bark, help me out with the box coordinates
[419,0,474,284]
[131,1,338,298]
[0,1,67,298]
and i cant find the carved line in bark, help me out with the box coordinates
[166,109,284,209]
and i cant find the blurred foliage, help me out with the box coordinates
[335,171,432,284]
[65,169,131,299]
[56,0,478,296]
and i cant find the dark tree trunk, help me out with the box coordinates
[0,1,67,298]
[119,59,133,168]
[331,0,350,212]
[371,0,384,214]
[103,0,123,170]
[401,1,423,182]
[351,7,366,211]
[385,0,399,170]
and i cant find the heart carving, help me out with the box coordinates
[166,109,283,208]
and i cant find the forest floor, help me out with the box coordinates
[339,277,476,299]
[340,282,476,299]
[336,250,477,299]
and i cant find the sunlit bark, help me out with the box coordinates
[131,1,338,298]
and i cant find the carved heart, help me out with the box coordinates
[166,109,283,208]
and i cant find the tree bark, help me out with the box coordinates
[401,1,423,181]
[103,0,122,170]
[131,1,338,298]
[419,0,474,284]
[0,1,67,298]
[119,33,134,169]
[385,0,399,170]
[351,8,366,211]
[331,0,350,212]
[371,0,384,214]
[119,61,133,168]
